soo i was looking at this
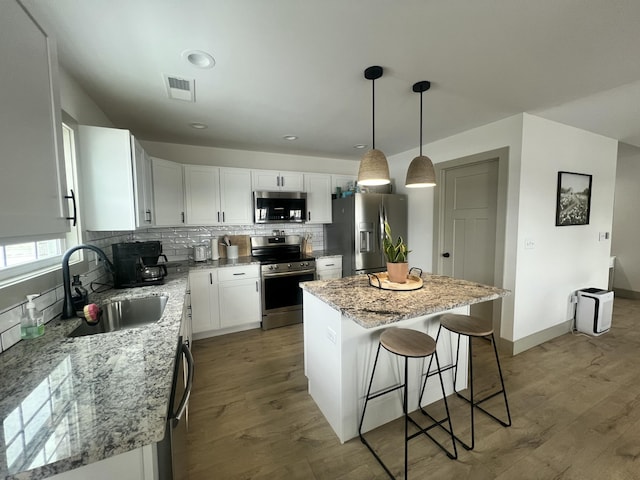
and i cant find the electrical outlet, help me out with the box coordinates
[524,238,535,250]
[327,326,337,344]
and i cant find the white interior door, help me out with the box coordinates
[441,159,499,323]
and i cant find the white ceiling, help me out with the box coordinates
[25,0,640,160]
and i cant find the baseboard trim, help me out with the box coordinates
[613,288,640,299]
[500,320,574,356]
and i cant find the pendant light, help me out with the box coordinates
[405,80,436,188]
[358,66,391,186]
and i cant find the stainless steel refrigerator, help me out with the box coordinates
[324,193,408,276]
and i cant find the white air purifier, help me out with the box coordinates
[575,288,614,336]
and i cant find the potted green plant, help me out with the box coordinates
[383,221,410,283]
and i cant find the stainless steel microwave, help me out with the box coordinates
[254,191,306,223]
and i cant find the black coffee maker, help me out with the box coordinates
[112,241,168,288]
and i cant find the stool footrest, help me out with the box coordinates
[425,363,456,378]
[455,390,512,427]
[365,383,404,402]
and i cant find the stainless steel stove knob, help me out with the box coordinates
[287,264,292,268]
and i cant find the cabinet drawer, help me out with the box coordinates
[316,257,342,269]
[218,265,259,281]
[317,269,342,281]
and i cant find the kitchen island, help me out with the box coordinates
[0,274,188,480]
[300,273,509,443]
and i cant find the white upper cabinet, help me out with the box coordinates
[184,165,252,225]
[219,168,253,224]
[78,126,154,230]
[134,147,154,226]
[184,165,220,225]
[151,157,185,226]
[0,0,70,239]
[304,173,332,224]
[251,170,304,192]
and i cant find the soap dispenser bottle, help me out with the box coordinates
[21,294,45,339]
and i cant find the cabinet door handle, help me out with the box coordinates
[145,209,152,222]
[233,272,245,276]
[281,176,284,187]
[65,189,77,226]
[256,281,258,292]
[181,212,185,223]
[217,211,220,222]
[325,263,335,267]
[209,273,213,284]
[308,211,311,221]
[222,211,225,222]
[277,175,281,187]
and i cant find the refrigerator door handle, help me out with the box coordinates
[379,205,386,252]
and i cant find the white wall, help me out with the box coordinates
[389,113,618,351]
[515,115,617,340]
[389,114,523,341]
[140,140,359,175]
[611,143,640,293]
[59,69,113,127]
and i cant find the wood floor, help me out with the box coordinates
[187,298,640,479]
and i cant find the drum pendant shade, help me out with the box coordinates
[358,149,390,186]
[358,66,390,186]
[405,80,436,188]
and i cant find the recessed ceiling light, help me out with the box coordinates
[183,50,216,69]
[353,144,368,149]
[283,135,298,141]
[189,122,208,129]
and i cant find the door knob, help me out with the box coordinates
[442,252,451,258]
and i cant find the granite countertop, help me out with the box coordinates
[300,272,510,328]
[188,255,260,270]
[0,273,188,480]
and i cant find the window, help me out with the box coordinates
[0,120,82,284]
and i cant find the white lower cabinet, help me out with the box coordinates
[189,269,220,333]
[316,256,343,280]
[190,265,261,338]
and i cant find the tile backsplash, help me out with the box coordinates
[0,223,327,353]
[134,223,325,260]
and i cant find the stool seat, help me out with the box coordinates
[380,327,436,358]
[440,313,493,337]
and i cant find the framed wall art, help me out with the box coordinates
[555,171,592,226]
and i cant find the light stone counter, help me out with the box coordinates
[188,255,260,270]
[300,272,509,328]
[300,272,509,443]
[0,273,188,480]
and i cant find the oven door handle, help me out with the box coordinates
[263,269,316,278]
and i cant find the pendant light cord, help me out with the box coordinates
[419,90,423,156]
[372,78,376,149]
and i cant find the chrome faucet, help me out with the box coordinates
[61,244,114,319]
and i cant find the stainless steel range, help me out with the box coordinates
[251,235,316,330]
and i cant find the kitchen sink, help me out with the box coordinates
[68,295,168,337]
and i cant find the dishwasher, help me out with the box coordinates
[157,335,194,480]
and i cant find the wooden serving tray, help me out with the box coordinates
[368,272,424,291]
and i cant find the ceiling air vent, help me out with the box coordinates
[164,74,195,102]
